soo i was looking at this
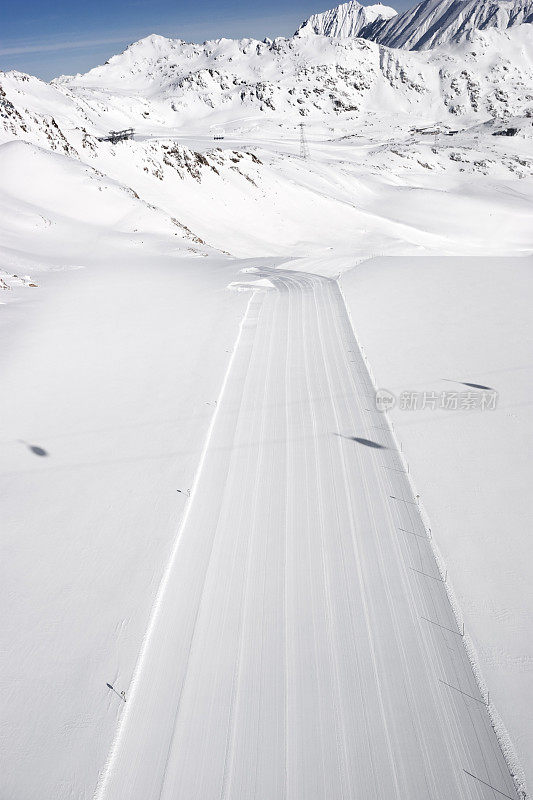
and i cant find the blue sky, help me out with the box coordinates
[1,0,411,80]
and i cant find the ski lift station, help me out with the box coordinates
[97,128,134,143]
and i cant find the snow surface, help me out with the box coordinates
[1,11,533,800]
[95,269,519,800]
[0,138,255,799]
[339,255,533,792]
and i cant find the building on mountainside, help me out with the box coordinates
[97,129,134,143]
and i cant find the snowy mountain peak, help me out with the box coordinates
[296,0,533,48]
[295,0,397,37]
[361,0,533,49]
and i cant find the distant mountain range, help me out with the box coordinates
[1,0,533,155]
[296,0,533,49]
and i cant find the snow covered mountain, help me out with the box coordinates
[295,0,397,37]
[2,22,532,264]
[1,22,531,157]
[1,18,533,250]
[368,0,533,49]
[299,0,533,49]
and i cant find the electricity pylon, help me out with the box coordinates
[299,123,310,160]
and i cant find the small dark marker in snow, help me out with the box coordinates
[106,683,127,702]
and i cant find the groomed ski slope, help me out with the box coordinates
[96,269,518,800]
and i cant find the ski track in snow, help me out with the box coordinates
[96,268,519,800]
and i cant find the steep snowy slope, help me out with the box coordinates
[296,0,397,37]
[366,0,533,49]
[0,139,208,279]
[296,0,533,49]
